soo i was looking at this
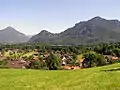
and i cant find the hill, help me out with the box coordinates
[29,16,120,45]
[0,63,120,90]
[0,26,29,43]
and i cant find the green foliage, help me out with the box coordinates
[46,53,61,70]
[83,52,106,68]
[27,60,46,69]
[0,60,8,68]
[69,53,77,66]
[1,41,120,69]
[113,48,120,57]
[96,54,106,66]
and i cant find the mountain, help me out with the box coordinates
[29,16,120,45]
[0,26,29,43]
[29,30,58,43]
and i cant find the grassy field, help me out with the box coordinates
[22,52,36,57]
[0,64,120,90]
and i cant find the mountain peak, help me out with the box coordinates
[4,26,16,31]
[40,30,49,33]
[90,16,105,21]
[6,26,14,29]
[39,30,52,35]
[0,26,29,43]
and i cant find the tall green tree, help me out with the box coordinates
[46,53,61,70]
[83,52,106,68]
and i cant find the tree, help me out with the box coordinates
[46,53,61,70]
[69,53,77,66]
[113,48,120,57]
[96,54,106,66]
[83,52,106,68]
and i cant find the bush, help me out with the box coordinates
[0,60,8,68]
[27,60,47,69]
[83,52,106,68]
[0,60,8,66]
[46,53,61,70]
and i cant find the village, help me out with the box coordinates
[0,43,119,70]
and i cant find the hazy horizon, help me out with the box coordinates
[0,0,120,35]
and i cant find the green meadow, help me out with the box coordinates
[0,63,120,90]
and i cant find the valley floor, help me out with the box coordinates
[0,63,120,90]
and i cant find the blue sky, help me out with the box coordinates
[0,0,120,35]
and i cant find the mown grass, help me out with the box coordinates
[0,63,120,90]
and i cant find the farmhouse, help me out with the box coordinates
[104,55,119,60]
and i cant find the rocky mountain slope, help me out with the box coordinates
[29,16,120,45]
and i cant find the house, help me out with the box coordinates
[62,66,80,70]
[43,53,50,58]
[104,55,119,60]
[61,56,67,66]
[78,58,85,68]
[33,56,39,60]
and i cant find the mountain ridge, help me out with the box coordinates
[29,16,120,45]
